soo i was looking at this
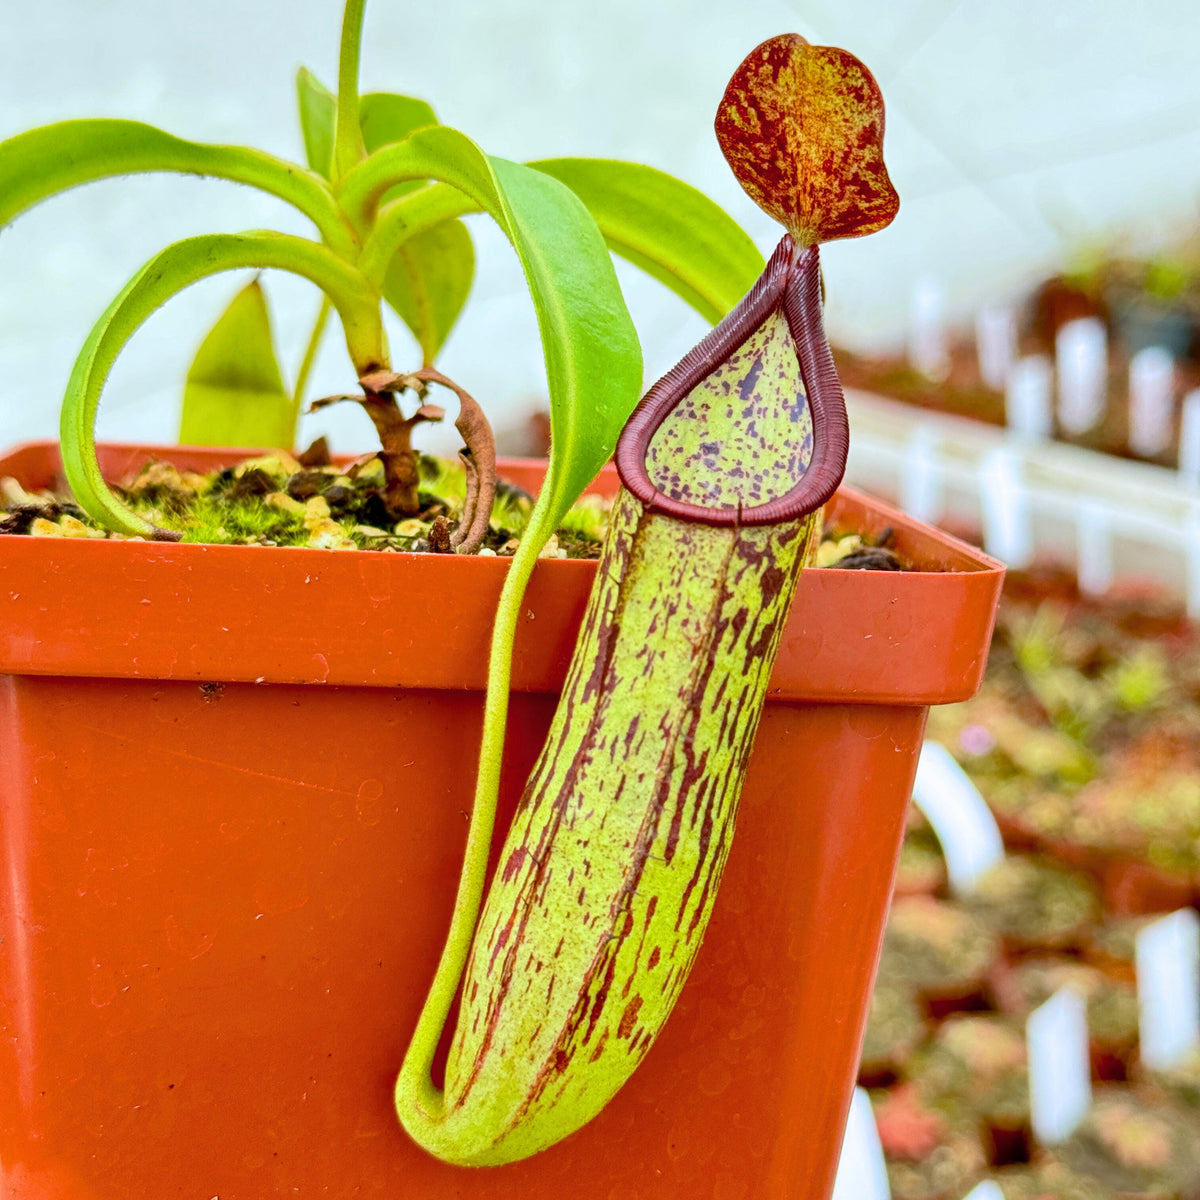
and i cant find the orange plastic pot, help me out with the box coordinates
[0,442,1003,1200]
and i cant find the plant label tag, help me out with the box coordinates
[962,1183,1005,1200]
[908,275,950,381]
[1136,908,1200,1071]
[1187,502,1200,621]
[1055,317,1107,435]
[1075,499,1114,597]
[911,740,1004,893]
[900,423,942,523]
[1178,389,1200,486]
[1027,986,1092,1144]
[976,305,1017,391]
[831,1087,891,1200]
[1005,355,1053,441]
[979,447,1033,567]
[1128,346,1176,458]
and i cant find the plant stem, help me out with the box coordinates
[358,384,422,515]
[291,296,331,424]
[333,0,368,182]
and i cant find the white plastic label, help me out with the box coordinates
[1056,317,1107,435]
[962,1183,1005,1200]
[979,447,1034,568]
[832,1087,891,1200]
[1075,499,1114,597]
[1005,355,1054,441]
[1027,987,1092,1144]
[1187,502,1200,621]
[1128,346,1176,457]
[1178,389,1200,486]
[908,276,950,381]
[911,741,1004,893]
[976,305,1017,392]
[1136,908,1200,1071]
[899,423,943,524]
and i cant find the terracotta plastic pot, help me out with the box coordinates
[0,442,1003,1200]
[1099,854,1196,917]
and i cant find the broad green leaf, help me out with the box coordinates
[489,156,643,526]
[61,230,384,537]
[361,92,440,207]
[383,220,474,365]
[531,158,764,322]
[361,182,477,273]
[0,119,351,255]
[180,280,295,448]
[297,67,337,179]
[361,93,438,156]
[366,159,763,326]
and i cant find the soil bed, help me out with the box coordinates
[0,443,910,569]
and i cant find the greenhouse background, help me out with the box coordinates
[0,0,1196,456]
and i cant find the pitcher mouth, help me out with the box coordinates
[615,236,847,527]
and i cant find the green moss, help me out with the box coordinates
[170,494,311,545]
[2,453,614,555]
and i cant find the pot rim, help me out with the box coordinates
[0,441,1004,704]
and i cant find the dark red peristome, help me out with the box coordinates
[615,235,847,527]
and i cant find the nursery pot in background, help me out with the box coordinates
[0,442,1003,1200]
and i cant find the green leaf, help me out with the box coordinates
[180,279,295,448]
[60,230,384,537]
[383,220,474,365]
[361,93,440,207]
[358,91,475,357]
[489,155,644,530]
[296,72,438,189]
[293,76,468,354]
[358,179,478,357]
[366,159,764,326]
[297,67,337,179]
[531,158,764,322]
[363,182,478,269]
[0,119,352,256]
[361,93,438,155]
